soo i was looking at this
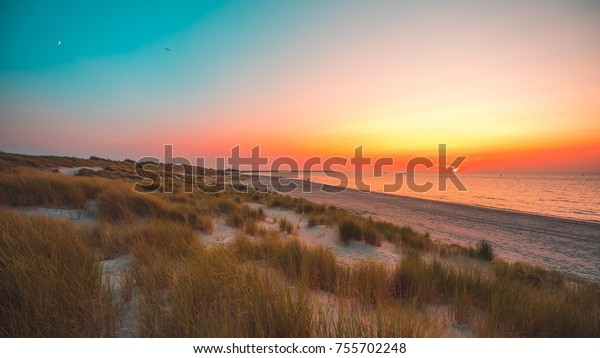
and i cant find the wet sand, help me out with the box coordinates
[250,177,600,282]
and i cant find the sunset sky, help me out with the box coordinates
[1,0,599,172]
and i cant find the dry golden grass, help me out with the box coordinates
[318,301,441,338]
[127,234,439,338]
[339,260,392,305]
[0,167,106,209]
[278,216,296,235]
[97,186,173,222]
[167,252,314,337]
[0,209,117,337]
[390,254,600,337]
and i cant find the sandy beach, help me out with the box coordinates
[249,177,600,282]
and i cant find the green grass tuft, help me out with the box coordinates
[469,240,495,261]
[338,218,363,244]
[278,217,295,235]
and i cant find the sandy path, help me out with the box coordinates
[248,177,600,282]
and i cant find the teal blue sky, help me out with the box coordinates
[1,1,223,70]
[1,0,329,101]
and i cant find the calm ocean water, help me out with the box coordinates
[272,172,600,223]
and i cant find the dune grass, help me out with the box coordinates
[363,225,383,247]
[389,253,600,337]
[124,220,600,337]
[0,151,126,173]
[127,232,439,338]
[226,204,265,231]
[1,153,599,338]
[0,167,105,209]
[125,232,316,337]
[321,301,440,338]
[492,260,563,289]
[82,216,205,261]
[261,236,338,292]
[339,260,392,305]
[339,218,363,244]
[0,165,205,228]
[97,186,172,222]
[82,223,131,259]
[313,204,432,250]
[0,209,116,337]
[186,212,214,233]
[166,249,314,337]
[469,240,495,261]
[278,217,296,235]
[477,274,600,337]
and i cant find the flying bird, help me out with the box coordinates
[164,47,171,51]
[57,40,61,45]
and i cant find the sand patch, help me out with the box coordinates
[57,166,104,175]
[197,216,239,247]
[16,201,98,225]
[101,255,137,337]
[101,255,132,290]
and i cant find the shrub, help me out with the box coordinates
[227,206,265,230]
[397,226,432,251]
[493,261,564,290]
[363,225,382,247]
[470,240,495,261]
[233,235,262,261]
[188,213,214,233]
[226,209,245,228]
[243,206,265,221]
[278,217,295,235]
[244,219,259,236]
[217,197,238,213]
[338,219,363,244]
[300,245,338,292]
[391,255,444,305]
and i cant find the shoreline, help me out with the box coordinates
[249,175,600,282]
[339,182,600,226]
[251,174,600,225]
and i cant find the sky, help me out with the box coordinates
[1,0,599,172]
